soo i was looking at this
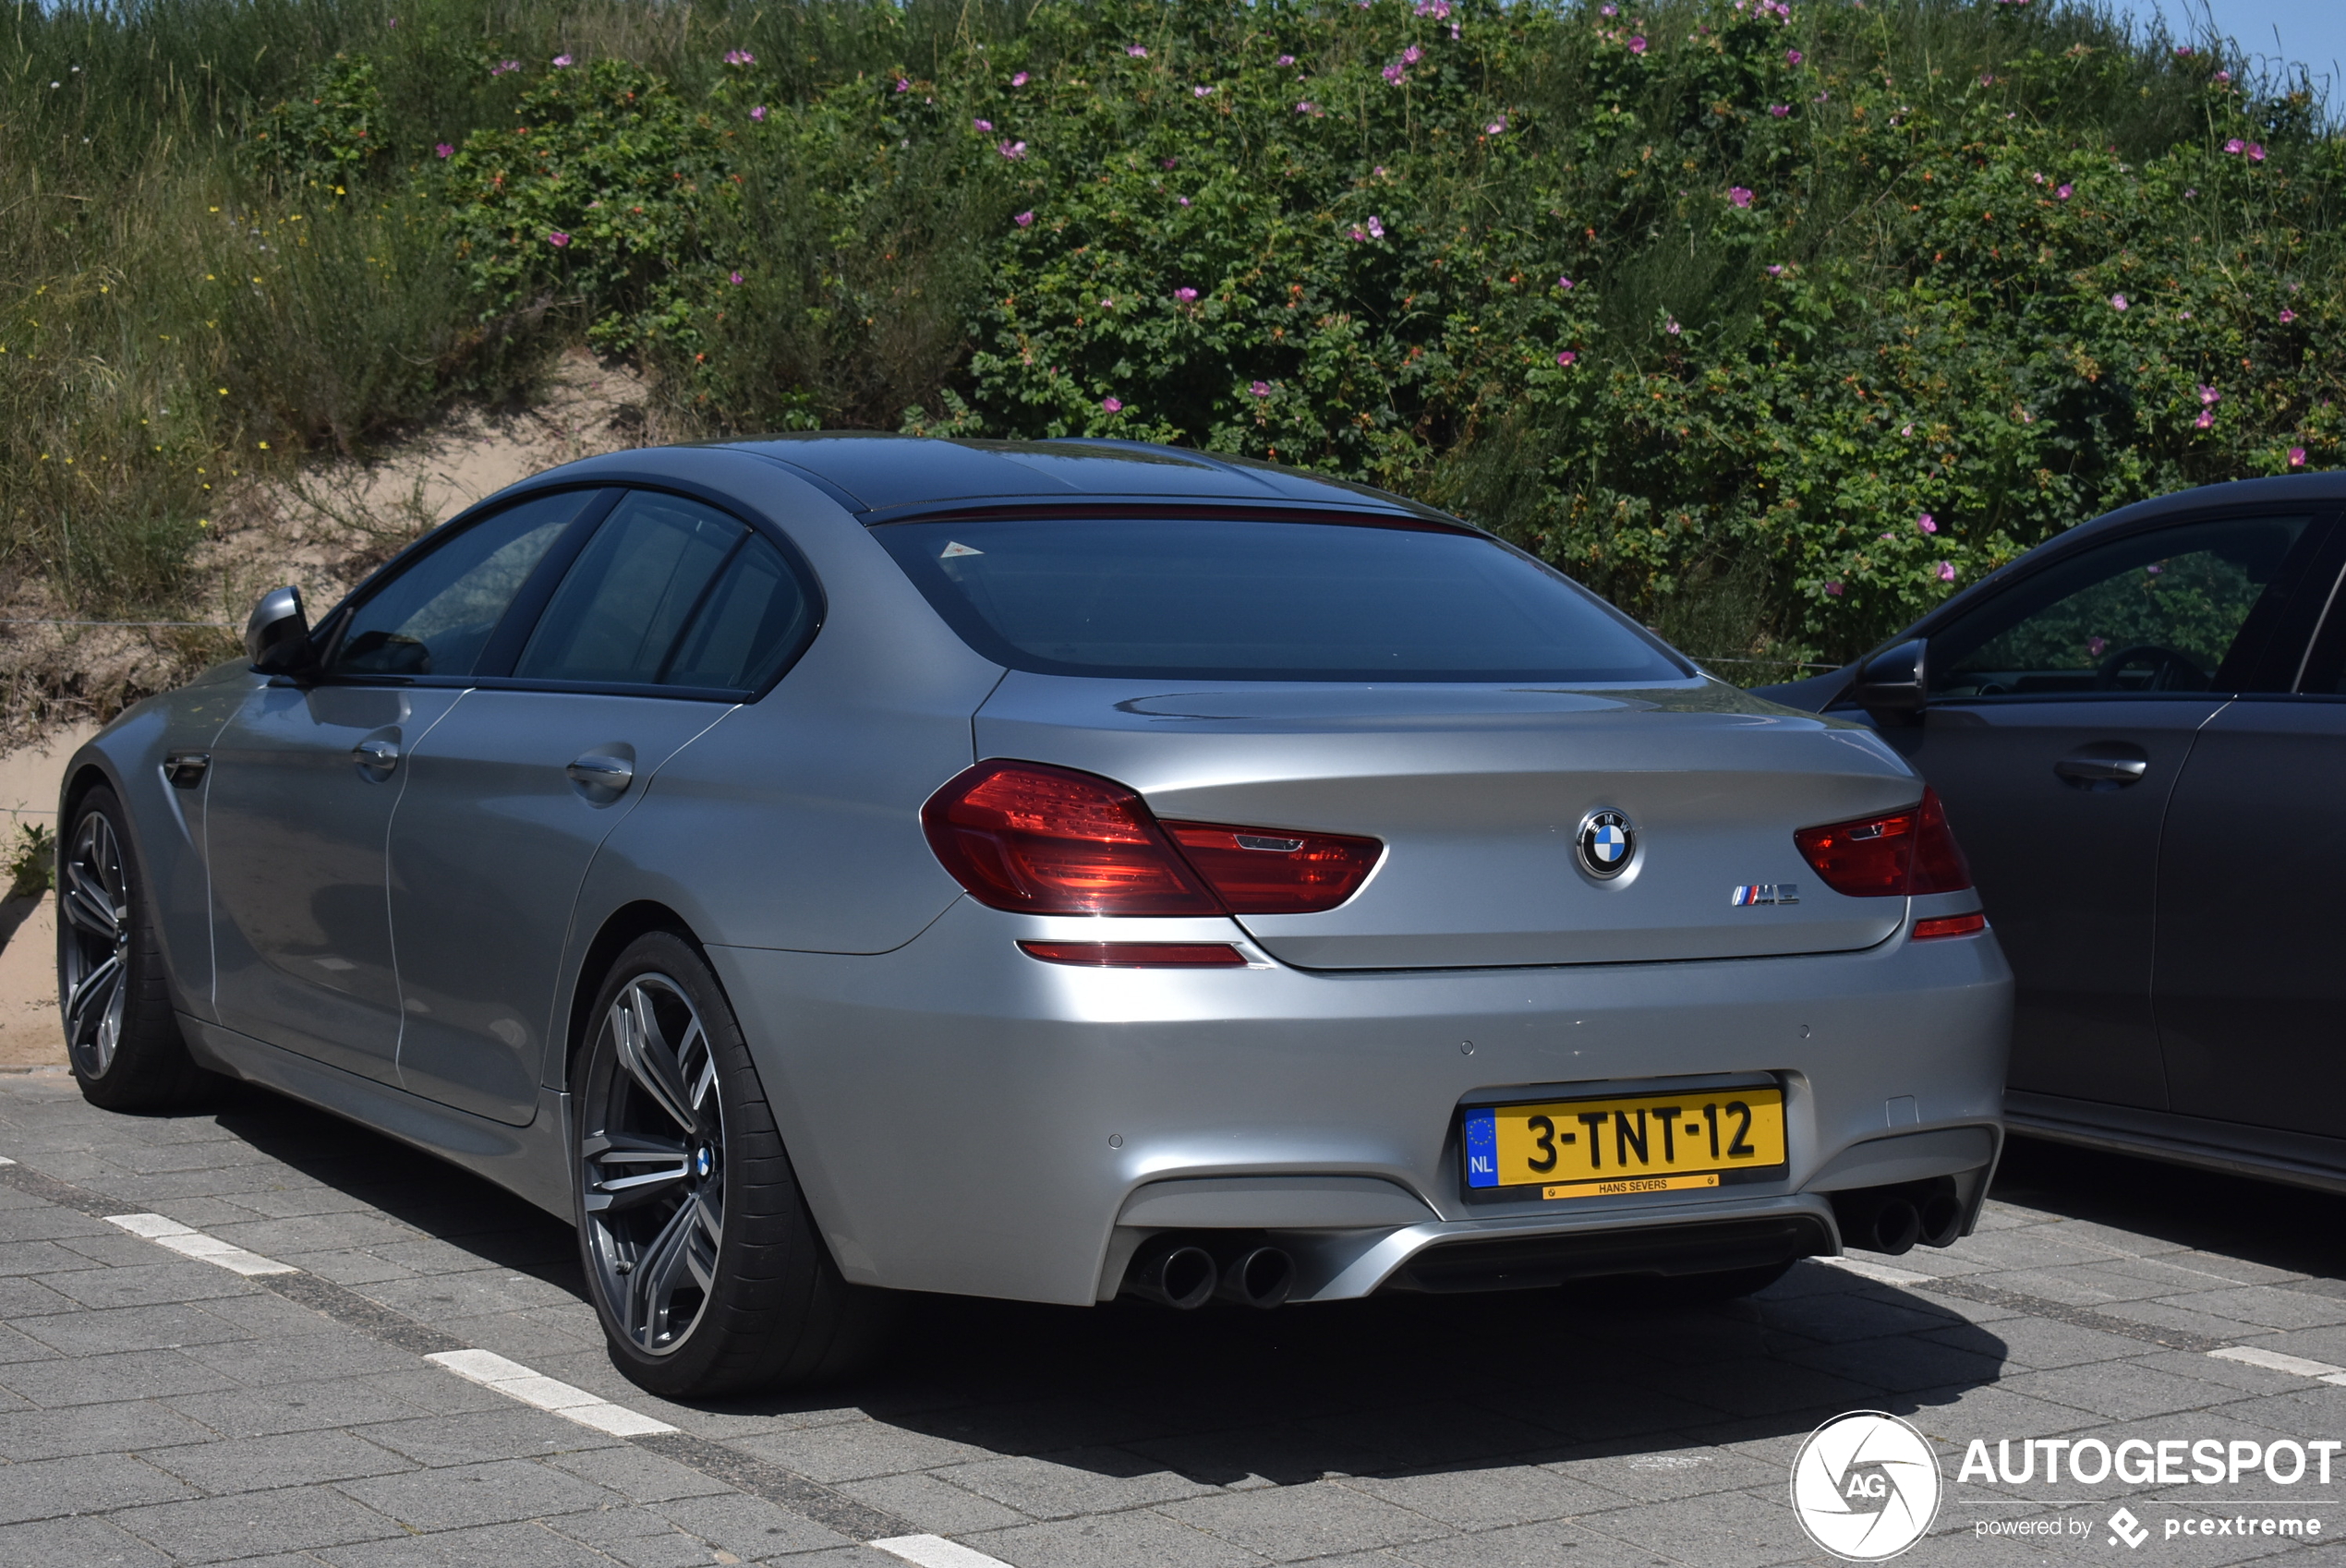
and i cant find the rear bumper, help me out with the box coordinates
[710,899,2010,1306]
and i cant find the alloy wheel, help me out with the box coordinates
[580,973,725,1355]
[59,811,131,1080]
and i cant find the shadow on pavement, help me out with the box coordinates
[197,1080,2014,1481]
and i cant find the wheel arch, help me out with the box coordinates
[559,899,706,1092]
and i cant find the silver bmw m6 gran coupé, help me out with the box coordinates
[57,436,2010,1395]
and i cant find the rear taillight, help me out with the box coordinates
[1019,942,1248,967]
[1163,822,1382,914]
[1912,912,1986,940]
[923,761,1219,915]
[923,760,1384,917]
[1793,787,1974,898]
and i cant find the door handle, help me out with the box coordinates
[352,738,400,777]
[2053,753,2148,786]
[566,755,635,791]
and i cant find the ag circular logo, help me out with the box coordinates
[1576,809,1635,879]
[1789,1411,1941,1561]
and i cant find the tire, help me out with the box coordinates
[58,787,212,1112]
[574,931,892,1398]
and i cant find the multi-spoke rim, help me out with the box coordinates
[59,811,131,1080]
[579,973,724,1356]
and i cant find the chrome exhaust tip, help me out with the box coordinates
[1213,1245,1295,1309]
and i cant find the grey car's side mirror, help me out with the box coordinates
[1850,638,1927,724]
[245,585,314,675]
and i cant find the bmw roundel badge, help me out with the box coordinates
[1577,809,1635,879]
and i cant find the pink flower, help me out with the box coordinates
[1011,71,1029,86]
[2248,142,2266,162]
[2290,446,2307,467]
[1412,0,1451,16]
[2281,308,2297,323]
[2055,183,2072,199]
[1013,211,1034,226]
[1296,101,1318,114]
[548,230,570,247]
[2110,293,2129,311]
[1174,287,1199,303]
[1917,513,1937,534]
[998,140,1027,160]
[1383,62,1406,84]
[1666,319,1681,335]
[973,117,993,130]
[751,104,767,121]
[1728,187,1753,208]
[551,53,573,66]
[1558,275,1574,290]
[1277,55,1296,66]
[1367,215,1385,239]
[1824,581,1844,597]
[723,49,755,66]
[729,271,744,284]
[1627,35,1647,54]
[1766,264,1785,276]
[1786,48,1803,65]
[1935,561,1956,583]
[1769,103,1790,116]
[2199,384,2221,405]
[2087,636,2107,656]
[1402,44,1422,64]
[1126,44,1148,57]
[2216,70,2232,83]
[2175,44,2194,56]
[1179,196,1191,207]
[2225,138,2244,154]
[1978,73,1995,85]
[1102,397,1123,413]
[1600,4,1617,14]
[434,142,453,158]
[490,59,520,76]
[1485,119,1506,135]
[894,78,910,92]
[2195,410,2215,428]
[1193,84,1214,97]
[1555,351,1577,366]
[1250,380,1272,397]
[2146,563,2164,575]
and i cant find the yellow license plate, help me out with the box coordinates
[1462,1086,1786,1198]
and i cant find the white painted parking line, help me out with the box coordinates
[2209,1345,2346,1385]
[426,1346,677,1436]
[1820,1254,1930,1286]
[104,1212,296,1275]
[872,1535,1018,1568]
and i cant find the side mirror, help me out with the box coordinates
[1850,637,1927,724]
[245,585,314,675]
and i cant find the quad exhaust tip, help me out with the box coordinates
[1122,1236,1296,1310]
[1831,1176,1967,1259]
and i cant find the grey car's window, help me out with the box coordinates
[875,517,1687,682]
[516,493,745,684]
[1931,515,2313,699]
[660,536,815,690]
[324,490,591,678]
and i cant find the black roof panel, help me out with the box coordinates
[717,433,1438,519]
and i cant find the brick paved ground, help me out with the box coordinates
[2,1071,2344,1567]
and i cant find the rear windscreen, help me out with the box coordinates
[874,517,1690,682]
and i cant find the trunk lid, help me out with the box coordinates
[972,676,1921,969]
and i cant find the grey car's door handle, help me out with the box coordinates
[2053,753,2148,786]
[566,755,635,791]
[352,738,399,771]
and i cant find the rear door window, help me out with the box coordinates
[512,490,817,693]
[873,516,1687,682]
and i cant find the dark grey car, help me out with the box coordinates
[1760,473,2346,1189]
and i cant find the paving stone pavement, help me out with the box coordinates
[2,1071,2345,1566]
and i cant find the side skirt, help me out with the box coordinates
[2006,1090,2346,1196]
[182,1013,574,1221]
